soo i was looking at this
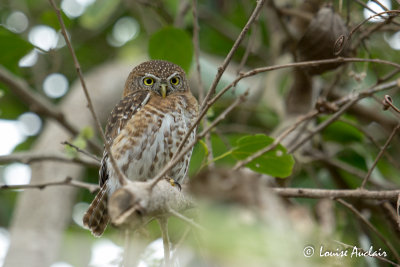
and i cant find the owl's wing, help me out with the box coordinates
[99,90,151,186]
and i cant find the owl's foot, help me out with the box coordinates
[165,177,182,191]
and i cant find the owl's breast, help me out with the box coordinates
[106,94,196,194]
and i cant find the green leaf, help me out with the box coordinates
[320,117,363,144]
[232,134,294,178]
[148,27,193,73]
[0,26,33,72]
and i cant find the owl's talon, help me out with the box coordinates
[166,177,182,191]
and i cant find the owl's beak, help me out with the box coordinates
[160,84,167,98]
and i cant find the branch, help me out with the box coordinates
[0,152,99,167]
[61,141,101,162]
[4,178,400,202]
[361,123,400,189]
[288,98,357,153]
[49,0,128,186]
[310,149,396,189]
[168,208,205,231]
[272,188,400,201]
[233,109,319,170]
[0,177,99,193]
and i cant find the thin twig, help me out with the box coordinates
[289,99,357,153]
[168,208,205,231]
[337,118,400,170]
[337,199,400,262]
[61,141,101,162]
[0,176,99,193]
[380,202,400,238]
[49,0,128,186]
[0,152,99,167]
[337,10,400,54]
[237,21,258,74]
[309,149,395,189]
[233,110,318,170]
[289,80,399,153]
[360,123,400,189]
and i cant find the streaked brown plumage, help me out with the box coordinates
[83,60,198,236]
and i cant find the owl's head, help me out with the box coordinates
[124,60,189,97]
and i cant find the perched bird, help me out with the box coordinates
[83,60,199,236]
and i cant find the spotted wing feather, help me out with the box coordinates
[100,90,150,187]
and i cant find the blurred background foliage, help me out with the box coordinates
[1,0,400,266]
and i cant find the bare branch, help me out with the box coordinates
[61,141,101,162]
[0,152,99,167]
[310,149,396,189]
[168,208,205,231]
[360,123,400,189]
[0,177,99,193]
[233,109,319,170]
[272,188,400,201]
[289,98,357,153]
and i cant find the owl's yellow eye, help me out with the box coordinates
[143,77,154,86]
[170,77,180,86]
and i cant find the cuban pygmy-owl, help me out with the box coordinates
[83,60,199,236]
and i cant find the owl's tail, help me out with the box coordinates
[83,183,110,237]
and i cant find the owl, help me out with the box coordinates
[83,60,199,236]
